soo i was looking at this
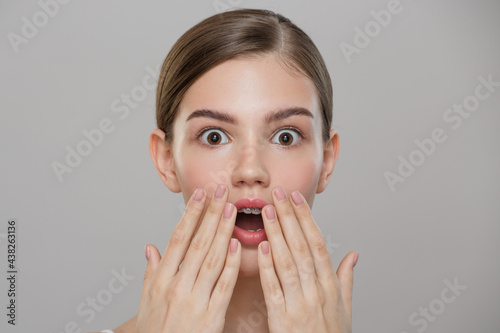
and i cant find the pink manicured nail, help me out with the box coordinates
[215,184,226,199]
[291,191,303,206]
[193,188,204,202]
[274,187,286,201]
[223,203,234,220]
[353,253,359,268]
[144,245,150,261]
[230,238,238,254]
[260,241,270,255]
[265,206,276,221]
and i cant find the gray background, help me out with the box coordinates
[1,0,499,332]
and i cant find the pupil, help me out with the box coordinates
[209,132,220,144]
[280,133,291,145]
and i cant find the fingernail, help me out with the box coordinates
[291,191,303,206]
[223,203,234,220]
[144,245,150,261]
[230,238,238,254]
[353,253,359,268]
[265,206,276,221]
[193,188,204,202]
[260,241,269,255]
[215,184,226,200]
[274,187,286,202]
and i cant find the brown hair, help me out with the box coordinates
[156,8,333,144]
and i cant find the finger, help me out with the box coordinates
[156,188,207,280]
[336,251,358,321]
[177,184,229,289]
[272,187,319,301]
[208,238,241,312]
[262,204,303,305]
[194,202,238,302]
[257,241,285,316]
[139,244,161,308]
[289,190,336,288]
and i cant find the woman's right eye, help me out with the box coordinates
[199,128,229,146]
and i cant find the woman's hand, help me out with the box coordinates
[136,184,241,333]
[257,187,358,333]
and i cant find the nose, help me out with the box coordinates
[230,139,270,188]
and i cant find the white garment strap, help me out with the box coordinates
[101,330,114,333]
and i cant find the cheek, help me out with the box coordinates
[275,156,321,203]
[176,151,228,199]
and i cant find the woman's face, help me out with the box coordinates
[153,54,338,277]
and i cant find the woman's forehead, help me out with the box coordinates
[178,55,321,121]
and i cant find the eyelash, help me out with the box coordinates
[195,126,305,149]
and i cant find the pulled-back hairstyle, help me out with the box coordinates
[156,8,333,144]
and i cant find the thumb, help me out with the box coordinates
[139,244,161,305]
[336,251,359,322]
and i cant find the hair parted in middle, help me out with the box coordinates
[156,8,333,144]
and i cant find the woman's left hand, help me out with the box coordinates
[257,187,359,333]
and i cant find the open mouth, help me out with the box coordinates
[235,208,264,232]
[232,198,269,245]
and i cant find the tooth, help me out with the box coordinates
[237,208,262,214]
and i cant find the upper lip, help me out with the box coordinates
[234,197,269,211]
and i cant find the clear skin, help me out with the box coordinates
[106,54,358,333]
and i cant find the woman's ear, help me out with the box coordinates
[316,128,339,194]
[149,129,181,193]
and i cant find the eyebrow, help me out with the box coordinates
[185,107,314,124]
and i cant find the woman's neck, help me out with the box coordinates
[224,276,269,333]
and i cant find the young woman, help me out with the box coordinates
[102,8,358,333]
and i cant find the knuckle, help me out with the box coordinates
[169,228,186,245]
[203,252,221,271]
[279,203,294,217]
[284,204,295,215]
[310,233,329,260]
[268,282,283,304]
[215,277,231,295]
[183,201,202,219]
[290,237,309,254]
[148,280,164,300]
[165,285,180,301]
[277,256,296,272]
[206,201,222,216]
[298,256,316,275]
[190,233,208,251]
[283,271,301,290]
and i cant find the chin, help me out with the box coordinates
[237,244,261,277]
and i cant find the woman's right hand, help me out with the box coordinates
[136,184,241,333]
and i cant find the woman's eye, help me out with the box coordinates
[271,129,301,147]
[200,129,229,146]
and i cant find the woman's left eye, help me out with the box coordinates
[271,128,302,147]
[199,128,229,146]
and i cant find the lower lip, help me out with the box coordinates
[232,225,267,245]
